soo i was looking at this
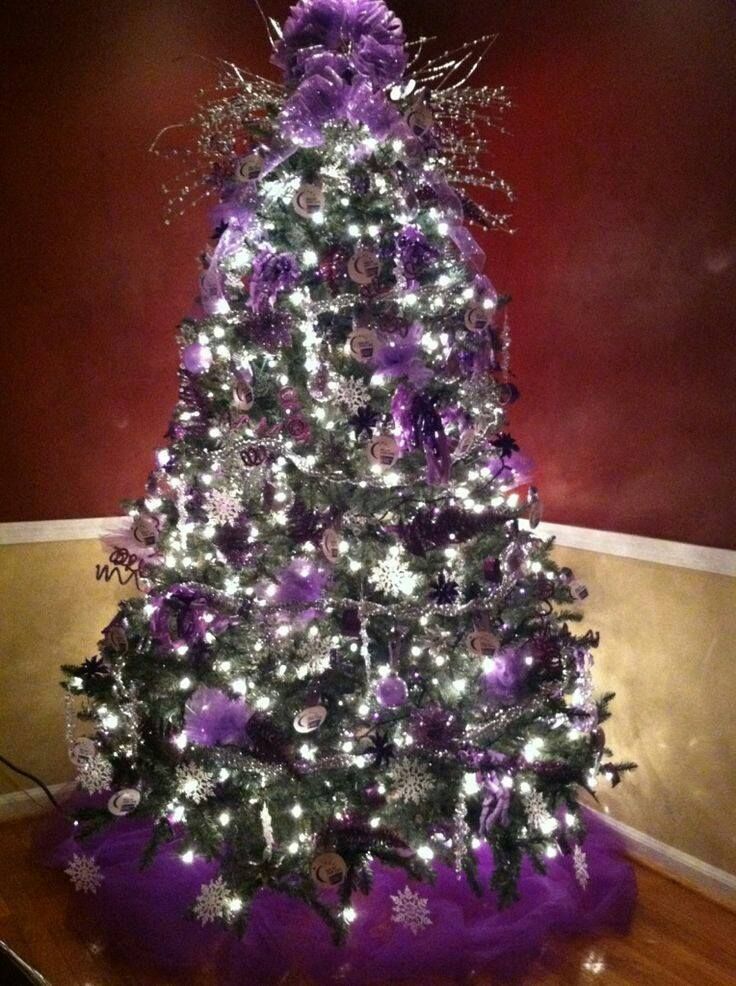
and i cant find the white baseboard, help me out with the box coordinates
[602,813,736,910]
[0,782,74,822]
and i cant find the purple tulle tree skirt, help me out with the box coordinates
[40,805,635,984]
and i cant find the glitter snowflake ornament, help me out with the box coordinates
[390,885,432,935]
[206,488,242,526]
[390,757,433,803]
[76,753,113,794]
[193,875,231,925]
[523,789,553,831]
[573,844,590,889]
[176,762,216,803]
[332,375,371,413]
[370,547,418,596]
[65,853,104,894]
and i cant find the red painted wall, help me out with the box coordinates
[1,0,735,548]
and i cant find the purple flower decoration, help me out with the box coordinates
[481,646,530,705]
[183,686,253,747]
[408,705,461,751]
[149,585,237,653]
[237,309,293,351]
[396,226,439,280]
[271,558,329,605]
[372,322,431,387]
[273,0,407,89]
[249,250,300,311]
[214,513,253,569]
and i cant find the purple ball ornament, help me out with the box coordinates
[182,342,213,376]
[375,673,408,708]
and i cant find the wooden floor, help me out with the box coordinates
[1,816,735,985]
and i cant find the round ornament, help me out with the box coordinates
[69,737,97,768]
[406,100,434,136]
[366,434,398,468]
[132,514,159,547]
[182,342,212,376]
[234,152,264,183]
[234,379,254,411]
[320,527,340,564]
[293,705,327,733]
[107,788,141,816]
[347,248,380,286]
[376,674,408,708]
[464,303,491,332]
[292,182,324,218]
[310,852,347,887]
[347,328,377,363]
[467,630,500,657]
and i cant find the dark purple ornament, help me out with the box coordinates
[182,343,212,375]
[375,674,408,708]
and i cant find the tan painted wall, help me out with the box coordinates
[1,538,734,874]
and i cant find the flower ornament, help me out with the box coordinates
[149,584,237,652]
[273,0,407,89]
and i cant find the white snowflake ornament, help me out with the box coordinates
[573,844,589,889]
[193,875,231,925]
[176,762,215,804]
[390,757,433,804]
[523,789,553,831]
[65,853,104,894]
[370,548,417,596]
[390,885,432,935]
[76,753,113,794]
[206,489,242,526]
[332,375,371,413]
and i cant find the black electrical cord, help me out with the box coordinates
[0,753,64,812]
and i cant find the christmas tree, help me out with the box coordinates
[62,0,633,947]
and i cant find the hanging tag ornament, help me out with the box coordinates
[132,514,160,548]
[311,852,347,887]
[467,612,500,656]
[366,434,398,468]
[347,327,377,362]
[320,527,340,564]
[107,788,141,816]
[292,182,324,218]
[234,152,264,182]
[233,379,254,411]
[69,737,97,768]
[464,303,492,332]
[347,248,381,286]
[293,705,327,733]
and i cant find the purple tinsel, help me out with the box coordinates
[372,322,430,387]
[273,0,407,89]
[249,250,300,311]
[481,645,530,705]
[149,585,237,653]
[183,686,253,746]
